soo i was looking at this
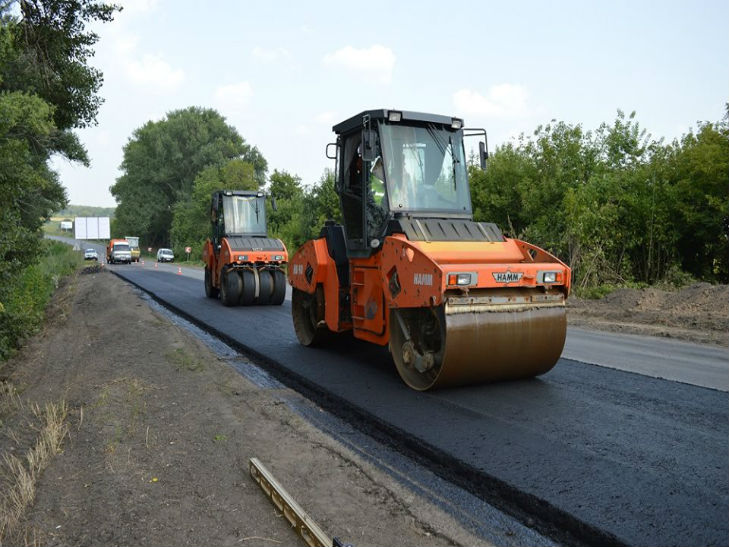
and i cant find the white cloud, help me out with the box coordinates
[214,82,254,116]
[323,45,396,84]
[453,84,530,118]
[125,54,185,91]
[252,46,291,63]
[315,111,338,125]
[116,0,158,17]
[113,33,139,55]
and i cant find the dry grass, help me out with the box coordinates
[0,383,21,424]
[0,400,69,544]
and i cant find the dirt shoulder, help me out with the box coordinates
[567,282,729,347]
[0,267,486,547]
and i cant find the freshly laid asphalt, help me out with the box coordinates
[105,262,728,547]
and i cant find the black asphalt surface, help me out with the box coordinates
[108,264,728,547]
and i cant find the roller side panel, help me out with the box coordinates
[289,238,351,333]
[349,255,389,345]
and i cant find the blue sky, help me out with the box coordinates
[50,0,729,207]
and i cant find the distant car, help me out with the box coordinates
[157,248,174,262]
[84,248,98,261]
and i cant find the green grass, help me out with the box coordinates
[574,280,655,300]
[0,241,83,362]
[166,348,205,372]
[574,284,620,300]
[41,220,75,238]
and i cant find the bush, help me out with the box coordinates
[661,264,698,289]
[0,241,82,362]
[574,284,619,300]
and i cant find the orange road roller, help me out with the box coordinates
[288,110,571,390]
[203,190,288,306]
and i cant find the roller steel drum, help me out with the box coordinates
[390,288,567,391]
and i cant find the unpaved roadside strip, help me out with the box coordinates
[0,267,494,547]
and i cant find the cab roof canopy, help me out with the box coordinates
[213,190,264,197]
[332,109,463,135]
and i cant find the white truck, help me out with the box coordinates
[106,239,132,264]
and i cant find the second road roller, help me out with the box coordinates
[203,190,288,306]
[288,109,571,390]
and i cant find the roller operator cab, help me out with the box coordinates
[202,190,288,306]
[288,109,572,390]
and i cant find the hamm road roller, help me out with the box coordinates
[203,190,288,306]
[288,109,571,390]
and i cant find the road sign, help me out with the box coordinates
[185,246,191,253]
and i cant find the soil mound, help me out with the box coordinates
[568,283,729,346]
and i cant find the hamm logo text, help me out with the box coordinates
[413,273,433,286]
[493,271,523,283]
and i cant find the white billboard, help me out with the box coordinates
[74,217,111,240]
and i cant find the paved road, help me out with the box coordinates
[101,262,728,547]
[564,327,728,391]
[65,237,729,391]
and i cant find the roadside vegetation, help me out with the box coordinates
[0,241,83,362]
[0,0,118,362]
[54,205,115,218]
[112,106,727,293]
[470,108,729,289]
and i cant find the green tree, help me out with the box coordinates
[2,0,119,159]
[470,142,531,237]
[1,0,116,279]
[665,116,729,282]
[467,109,729,288]
[265,170,307,252]
[264,169,341,254]
[310,168,341,228]
[0,0,117,359]
[111,107,266,246]
[0,92,58,281]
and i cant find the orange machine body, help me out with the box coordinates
[288,233,570,347]
[203,238,288,290]
[202,190,288,306]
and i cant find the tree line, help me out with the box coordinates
[469,109,728,287]
[114,106,727,289]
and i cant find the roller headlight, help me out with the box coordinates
[448,272,477,286]
[539,271,558,283]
